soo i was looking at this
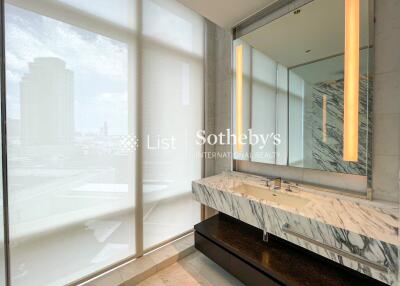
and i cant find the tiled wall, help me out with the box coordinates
[206,0,399,203]
[371,0,400,202]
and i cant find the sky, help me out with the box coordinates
[5,4,129,135]
[4,0,201,136]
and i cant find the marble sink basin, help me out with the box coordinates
[232,183,311,209]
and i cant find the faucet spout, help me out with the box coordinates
[272,177,281,190]
[262,176,281,190]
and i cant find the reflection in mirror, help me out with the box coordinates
[289,49,371,175]
[232,0,372,176]
[232,40,288,165]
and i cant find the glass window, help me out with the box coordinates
[57,0,137,30]
[3,0,203,284]
[5,4,136,285]
[142,0,203,250]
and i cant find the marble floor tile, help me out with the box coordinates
[136,275,166,286]
[137,251,244,286]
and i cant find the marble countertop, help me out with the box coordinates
[194,171,399,245]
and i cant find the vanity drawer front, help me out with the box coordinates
[264,207,397,282]
[229,253,281,286]
[195,231,230,267]
[195,230,281,286]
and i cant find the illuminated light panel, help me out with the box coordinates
[322,95,327,143]
[236,45,243,152]
[343,0,360,162]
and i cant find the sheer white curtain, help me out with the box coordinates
[141,0,203,250]
[5,2,136,285]
[4,0,203,285]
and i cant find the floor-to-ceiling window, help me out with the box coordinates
[2,0,203,285]
[5,2,136,285]
[142,0,203,250]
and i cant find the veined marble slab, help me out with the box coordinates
[192,171,399,285]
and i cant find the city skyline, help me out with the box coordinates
[20,57,74,145]
[5,3,130,136]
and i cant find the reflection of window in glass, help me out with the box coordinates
[288,71,305,167]
[251,49,277,164]
[5,3,135,286]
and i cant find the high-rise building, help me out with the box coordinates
[20,57,74,145]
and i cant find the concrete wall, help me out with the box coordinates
[204,20,232,176]
[203,20,232,218]
[371,0,400,202]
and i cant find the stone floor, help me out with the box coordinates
[137,251,244,286]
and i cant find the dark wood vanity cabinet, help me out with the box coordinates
[195,232,280,286]
[194,214,386,286]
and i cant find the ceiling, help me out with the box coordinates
[241,0,370,68]
[177,0,371,83]
[176,0,275,28]
[292,48,370,84]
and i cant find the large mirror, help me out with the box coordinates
[232,0,373,176]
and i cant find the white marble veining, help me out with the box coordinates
[309,76,371,176]
[194,171,398,244]
[192,171,399,285]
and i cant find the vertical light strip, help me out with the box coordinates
[343,0,360,162]
[322,95,327,143]
[236,45,243,152]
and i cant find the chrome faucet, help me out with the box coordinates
[261,177,272,187]
[284,181,299,192]
[261,178,269,187]
[262,177,281,190]
[263,177,297,192]
[272,177,281,190]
